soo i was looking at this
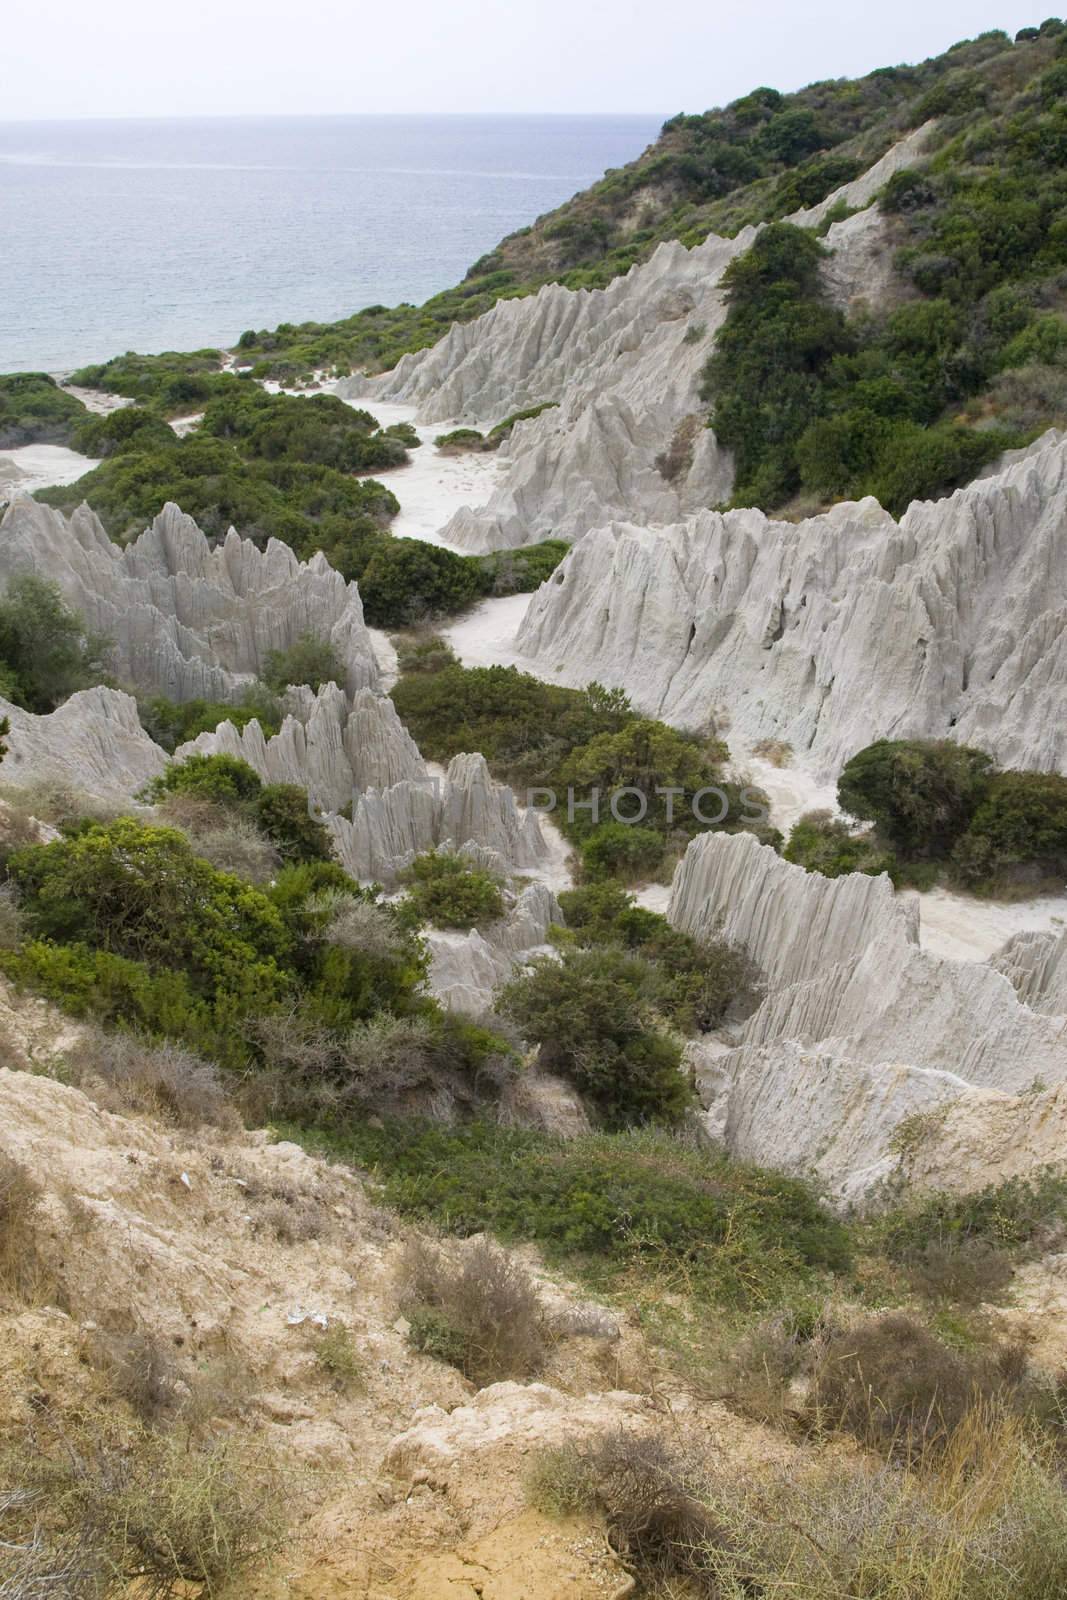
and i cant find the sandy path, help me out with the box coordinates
[352,399,506,550]
[0,442,101,495]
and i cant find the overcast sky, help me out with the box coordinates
[4,2,1052,120]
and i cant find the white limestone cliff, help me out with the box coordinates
[339,129,936,555]
[0,497,379,703]
[515,430,1067,778]
[174,684,424,814]
[0,686,167,802]
[326,752,549,886]
[425,881,563,1011]
[670,832,1067,1201]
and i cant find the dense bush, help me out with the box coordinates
[0,371,87,448]
[784,809,895,877]
[0,575,111,713]
[262,632,345,693]
[148,753,331,865]
[952,769,1067,891]
[398,850,505,929]
[837,738,994,857]
[497,947,691,1127]
[137,686,282,752]
[71,403,176,458]
[358,538,484,627]
[702,223,1020,513]
[301,1120,851,1306]
[67,347,228,413]
[199,384,407,472]
[37,429,399,553]
[556,879,761,1032]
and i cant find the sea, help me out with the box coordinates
[0,114,662,375]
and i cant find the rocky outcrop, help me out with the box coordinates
[0,686,167,801]
[326,753,549,885]
[989,927,1067,1016]
[340,131,935,556]
[425,882,562,1011]
[175,684,424,813]
[670,832,1067,1201]
[516,431,1067,778]
[0,497,379,702]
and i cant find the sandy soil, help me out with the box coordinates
[0,442,101,495]
[55,381,131,416]
[355,400,507,550]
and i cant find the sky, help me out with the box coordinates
[3,1,1054,120]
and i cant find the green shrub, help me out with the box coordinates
[253,783,333,864]
[0,575,111,713]
[399,850,504,929]
[473,538,570,597]
[784,809,896,877]
[199,384,407,472]
[0,372,88,448]
[579,821,666,881]
[434,427,486,451]
[137,686,282,752]
[147,752,264,806]
[67,347,226,412]
[556,881,761,1032]
[297,1120,851,1306]
[952,769,1067,891]
[358,538,484,628]
[555,716,734,844]
[71,404,175,458]
[263,633,345,693]
[837,738,994,858]
[394,632,460,676]
[6,819,291,991]
[497,947,690,1127]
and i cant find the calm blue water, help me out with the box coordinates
[0,115,661,375]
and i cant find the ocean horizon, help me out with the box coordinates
[0,113,661,375]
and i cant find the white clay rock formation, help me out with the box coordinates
[515,430,1067,778]
[340,130,936,555]
[0,686,167,802]
[424,880,562,1011]
[175,683,424,814]
[670,831,1067,1201]
[327,752,549,885]
[0,497,379,702]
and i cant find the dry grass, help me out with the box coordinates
[751,737,794,767]
[4,1423,286,1600]
[91,1330,182,1427]
[310,1323,364,1393]
[61,1029,237,1131]
[398,1234,546,1386]
[0,1151,48,1303]
[155,791,280,885]
[804,1311,1039,1464]
[528,1406,1067,1599]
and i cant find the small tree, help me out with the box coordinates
[0,575,111,712]
[837,739,994,859]
[263,632,345,694]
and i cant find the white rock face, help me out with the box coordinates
[175,684,424,814]
[516,431,1067,778]
[339,130,936,556]
[0,686,167,801]
[425,881,563,1011]
[342,229,751,552]
[670,832,1067,1201]
[0,497,379,702]
[326,752,549,886]
[990,928,1067,1017]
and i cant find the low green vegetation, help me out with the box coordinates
[297,1119,850,1307]
[391,662,770,880]
[398,850,505,929]
[701,221,1025,512]
[435,404,559,454]
[66,348,230,415]
[0,575,111,713]
[137,685,282,752]
[819,737,1067,894]
[262,632,345,695]
[0,372,89,449]
[146,753,333,863]
[198,384,407,472]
